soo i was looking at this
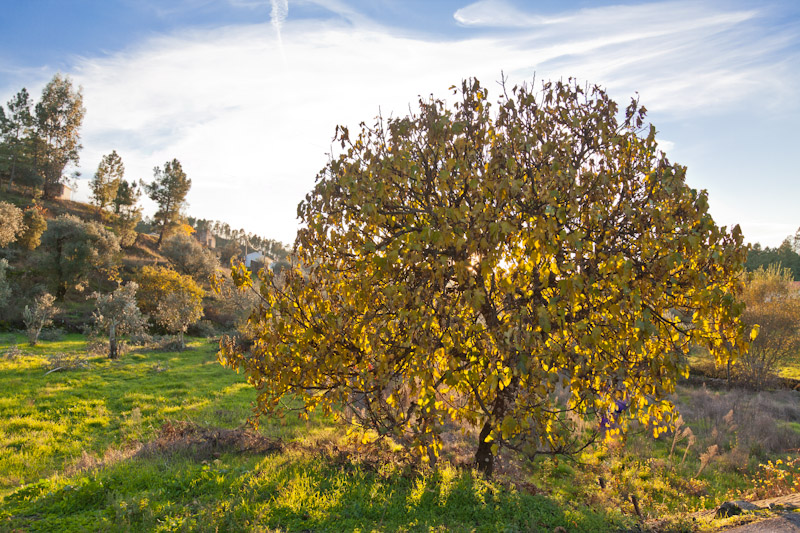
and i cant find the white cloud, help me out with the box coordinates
[19,1,798,245]
[454,0,563,27]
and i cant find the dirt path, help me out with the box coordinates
[721,514,800,532]
[691,493,800,532]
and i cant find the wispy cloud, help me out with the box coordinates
[454,0,797,113]
[271,0,289,62]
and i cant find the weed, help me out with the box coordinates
[750,456,800,498]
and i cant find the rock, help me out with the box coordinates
[716,500,761,518]
[769,502,800,511]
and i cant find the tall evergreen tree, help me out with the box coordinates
[144,159,191,246]
[90,150,124,213]
[113,179,141,215]
[110,178,143,247]
[0,88,35,191]
[34,74,85,199]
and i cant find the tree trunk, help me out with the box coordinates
[108,320,118,359]
[472,372,519,478]
[6,152,18,192]
[726,358,731,387]
[474,421,495,476]
[28,326,42,346]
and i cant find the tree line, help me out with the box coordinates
[746,231,800,280]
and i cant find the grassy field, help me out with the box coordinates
[1,334,798,532]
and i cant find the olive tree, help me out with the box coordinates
[154,291,204,350]
[0,201,24,247]
[160,233,220,285]
[40,215,120,299]
[23,292,58,345]
[91,282,147,359]
[221,78,750,475]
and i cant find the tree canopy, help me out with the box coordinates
[0,88,35,191]
[160,233,220,285]
[223,81,745,473]
[145,159,191,246]
[90,150,124,213]
[136,265,204,349]
[40,215,120,299]
[35,74,85,198]
[0,75,84,197]
[18,206,47,250]
[221,78,750,475]
[0,201,24,247]
[745,237,800,280]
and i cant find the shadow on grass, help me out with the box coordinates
[2,444,624,532]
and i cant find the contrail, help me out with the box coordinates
[271,0,289,63]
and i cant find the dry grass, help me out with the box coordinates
[135,420,282,460]
[44,351,89,373]
[676,385,800,454]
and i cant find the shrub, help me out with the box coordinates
[738,265,800,387]
[0,258,11,308]
[750,456,800,498]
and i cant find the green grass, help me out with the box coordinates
[781,358,800,380]
[0,334,268,496]
[1,453,622,532]
[0,335,629,532]
[2,334,798,531]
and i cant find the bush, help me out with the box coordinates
[186,319,218,338]
[738,265,800,387]
[38,328,66,342]
[750,456,800,498]
[0,258,11,308]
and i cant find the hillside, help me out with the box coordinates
[0,184,275,336]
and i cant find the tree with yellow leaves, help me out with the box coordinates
[221,78,751,476]
[137,265,204,349]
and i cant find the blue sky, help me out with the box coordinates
[1,0,799,246]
